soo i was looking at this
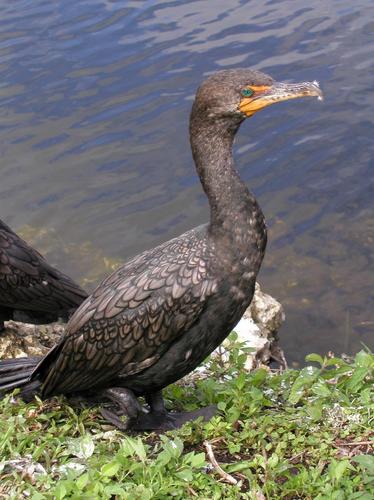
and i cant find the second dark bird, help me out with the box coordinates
[0,220,88,332]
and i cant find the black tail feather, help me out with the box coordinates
[0,357,41,396]
[0,356,41,373]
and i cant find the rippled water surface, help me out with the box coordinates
[0,0,373,362]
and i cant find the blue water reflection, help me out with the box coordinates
[0,0,373,362]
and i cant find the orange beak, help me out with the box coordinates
[239,81,323,117]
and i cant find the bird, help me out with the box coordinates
[0,219,88,332]
[0,69,322,430]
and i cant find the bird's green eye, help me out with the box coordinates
[241,88,254,97]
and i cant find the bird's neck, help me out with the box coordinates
[189,112,266,250]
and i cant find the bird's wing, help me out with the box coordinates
[0,222,87,313]
[40,227,219,395]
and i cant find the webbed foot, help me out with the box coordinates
[99,387,217,432]
[100,387,143,430]
[127,404,217,431]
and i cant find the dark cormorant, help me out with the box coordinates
[0,219,88,332]
[0,69,322,430]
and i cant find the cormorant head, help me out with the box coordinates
[193,69,323,121]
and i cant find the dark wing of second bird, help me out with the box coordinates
[0,220,87,315]
[38,226,219,397]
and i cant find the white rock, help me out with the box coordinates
[216,282,286,371]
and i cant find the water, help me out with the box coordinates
[0,0,373,364]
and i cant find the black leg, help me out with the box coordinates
[129,390,217,431]
[145,390,166,413]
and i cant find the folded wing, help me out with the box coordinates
[39,227,219,396]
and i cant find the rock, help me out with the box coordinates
[216,282,286,371]
[0,321,64,359]
[249,282,285,334]
[1,454,47,479]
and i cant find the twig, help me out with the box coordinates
[209,436,227,445]
[187,485,198,497]
[289,451,305,463]
[334,440,373,447]
[203,440,238,485]
[235,472,248,481]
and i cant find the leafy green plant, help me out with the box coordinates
[1,337,373,499]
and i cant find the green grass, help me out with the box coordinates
[0,334,373,499]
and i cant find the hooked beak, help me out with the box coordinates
[239,80,323,117]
